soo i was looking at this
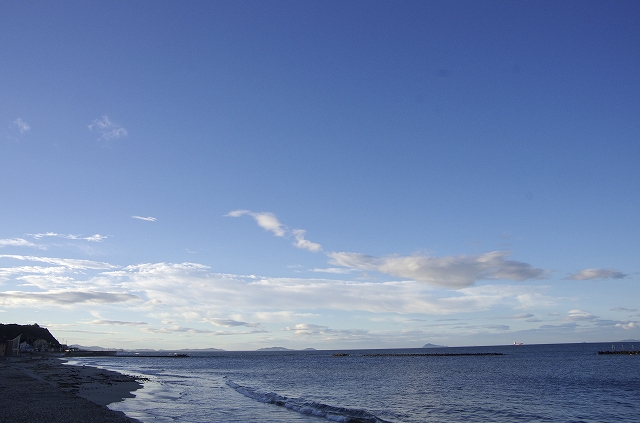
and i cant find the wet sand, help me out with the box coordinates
[1,356,143,423]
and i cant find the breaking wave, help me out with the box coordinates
[225,377,392,423]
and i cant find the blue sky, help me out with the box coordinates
[1,1,639,350]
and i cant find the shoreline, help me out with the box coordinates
[1,355,144,423]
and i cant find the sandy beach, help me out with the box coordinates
[1,355,143,423]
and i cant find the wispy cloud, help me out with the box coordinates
[203,317,257,328]
[284,323,368,337]
[226,210,322,252]
[0,238,42,249]
[0,254,118,270]
[311,267,354,274]
[88,115,128,141]
[132,216,157,222]
[253,311,319,322]
[29,232,108,242]
[1,254,554,316]
[611,307,638,312]
[141,325,266,335]
[565,268,626,280]
[13,118,30,134]
[510,313,535,319]
[0,290,137,306]
[327,250,547,289]
[87,319,148,326]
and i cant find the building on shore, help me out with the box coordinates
[0,335,21,356]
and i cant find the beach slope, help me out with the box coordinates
[1,357,142,423]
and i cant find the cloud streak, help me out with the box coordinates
[0,254,118,270]
[0,238,41,248]
[328,250,547,289]
[565,268,626,280]
[132,216,157,222]
[0,290,137,306]
[29,233,108,242]
[87,319,148,326]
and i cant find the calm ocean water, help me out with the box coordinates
[71,343,639,423]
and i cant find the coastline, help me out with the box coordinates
[1,355,143,423]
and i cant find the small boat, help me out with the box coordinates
[513,342,524,346]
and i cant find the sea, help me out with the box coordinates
[68,343,639,423]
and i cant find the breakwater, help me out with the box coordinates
[597,350,639,355]
[361,352,503,357]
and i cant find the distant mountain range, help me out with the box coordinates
[257,346,295,351]
[422,343,447,348]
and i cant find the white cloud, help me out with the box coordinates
[227,210,286,237]
[203,317,257,327]
[0,254,118,270]
[13,118,30,133]
[132,216,157,222]
[310,268,354,274]
[611,307,638,312]
[226,210,322,250]
[566,309,598,321]
[84,234,108,242]
[0,238,41,248]
[327,250,546,289]
[253,311,319,322]
[615,322,639,330]
[99,262,551,316]
[292,229,322,252]
[88,115,128,141]
[565,268,626,280]
[0,256,555,328]
[29,232,108,242]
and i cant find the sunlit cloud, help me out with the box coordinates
[132,216,157,222]
[227,210,286,237]
[565,309,598,321]
[565,268,626,280]
[226,210,322,251]
[88,115,128,141]
[1,255,554,317]
[328,250,547,289]
[292,229,322,252]
[615,322,639,330]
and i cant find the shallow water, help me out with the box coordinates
[72,343,640,422]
